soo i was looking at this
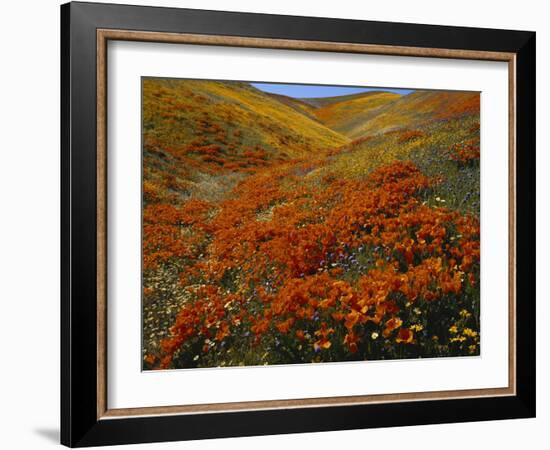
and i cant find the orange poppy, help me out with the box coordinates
[343,332,359,353]
[275,317,295,334]
[344,310,362,331]
[382,317,403,338]
[396,328,414,344]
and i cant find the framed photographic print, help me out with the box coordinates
[61,1,536,447]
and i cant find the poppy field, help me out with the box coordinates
[142,79,480,370]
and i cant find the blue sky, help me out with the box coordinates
[251,83,413,99]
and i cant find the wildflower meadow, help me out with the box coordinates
[141,79,480,370]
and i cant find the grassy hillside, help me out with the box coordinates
[299,91,388,108]
[312,91,402,136]
[342,91,480,138]
[266,93,319,121]
[142,79,349,203]
[310,114,480,214]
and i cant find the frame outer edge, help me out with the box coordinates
[63,2,103,447]
[514,32,536,416]
[60,2,72,447]
[61,2,536,446]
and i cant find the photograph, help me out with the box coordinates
[141,78,481,370]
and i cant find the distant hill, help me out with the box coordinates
[310,91,402,137]
[339,90,480,139]
[265,93,319,121]
[298,91,389,108]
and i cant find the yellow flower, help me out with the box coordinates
[460,309,472,318]
[410,324,424,332]
[463,328,478,338]
[449,325,458,334]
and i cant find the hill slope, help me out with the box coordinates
[342,90,480,138]
[143,79,348,159]
[311,91,402,136]
[266,93,319,121]
[142,79,349,202]
[299,91,389,108]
